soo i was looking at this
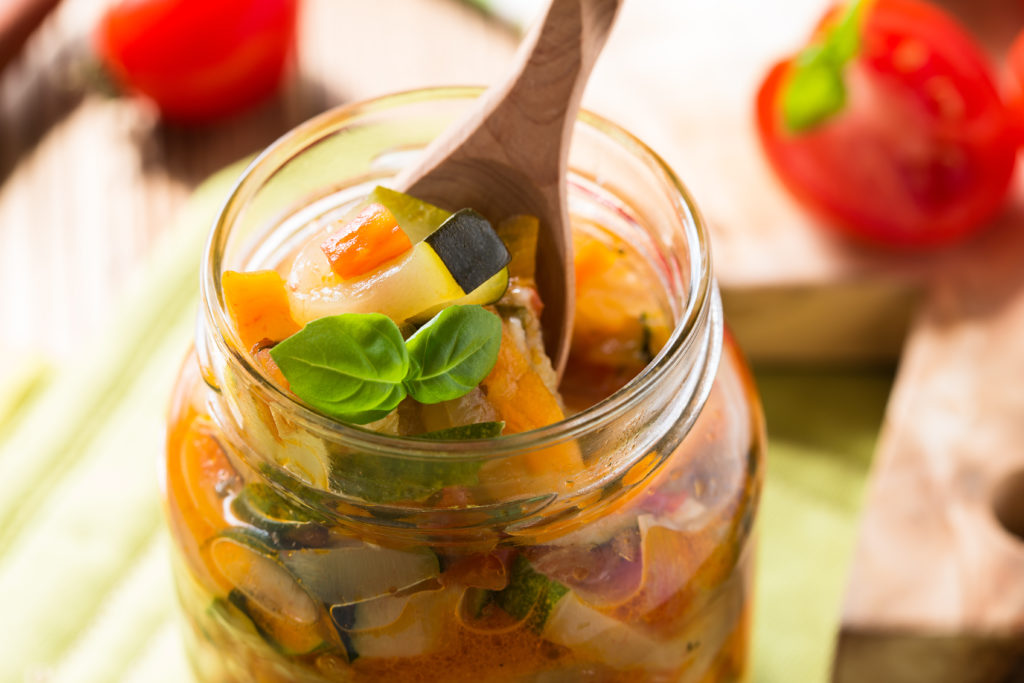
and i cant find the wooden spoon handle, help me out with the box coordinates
[0,0,62,72]
[398,0,623,374]
[483,0,622,153]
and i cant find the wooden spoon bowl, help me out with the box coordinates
[395,0,623,375]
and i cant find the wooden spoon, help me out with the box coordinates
[395,0,623,376]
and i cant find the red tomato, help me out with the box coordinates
[96,0,298,124]
[756,0,1017,247]
[1007,27,1024,135]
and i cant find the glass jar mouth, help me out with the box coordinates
[201,86,714,461]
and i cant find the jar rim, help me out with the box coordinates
[200,86,714,460]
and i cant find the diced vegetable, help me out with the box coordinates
[490,554,568,631]
[230,483,330,548]
[329,448,482,503]
[222,270,300,349]
[288,241,461,325]
[206,532,319,622]
[228,590,329,656]
[279,543,440,606]
[336,589,453,661]
[496,214,539,282]
[441,552,509,591]
[166,412,243,595]
[288,202,509,327]
[330,593,411,634]
[409,268,508,323]
[320,203,413,280]
[252,344,289,389]
[178,419,239,538]
[542,593,692,672]
[225,368,332,488]
[426,209,511,294]
[564,227,672,408]
[415,421,505,441]
[480,320,565,435]
[368,186,451,243]
[528,528,643,604]
[417,388,501,433]
[477,320,583,497]
[205,531,329,654]
[205,596,262,642]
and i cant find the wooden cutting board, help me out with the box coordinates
[834,174,1024,682]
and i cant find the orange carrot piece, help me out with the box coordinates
[481,322,565,435]
[253,345,290,390]
[480,322,583,489]
[222,270,301,349]
[320,203,412,280]
[573,232,619,289]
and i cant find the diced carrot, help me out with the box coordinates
[481,321,565,435]
[222,270,301,349]
[320,203,412,280]
[573,230,620,289]
[166,410,241,592]
[479,322,583,494]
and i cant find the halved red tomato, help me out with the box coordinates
[757,0,1017,247]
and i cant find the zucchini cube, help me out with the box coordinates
[426,209,511,294]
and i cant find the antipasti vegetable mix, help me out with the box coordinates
[165,89,764,682]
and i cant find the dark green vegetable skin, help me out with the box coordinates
[230,483,331,549]
[427,209,511,293]
[490,554,568,631]
[328,604,360,662]
[328,421,505,504]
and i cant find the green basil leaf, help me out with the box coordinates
[782,0,870,133]
[270,314,409,424]
[403,305,502,405]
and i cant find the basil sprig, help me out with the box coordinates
[270,305,502,424]
[405,305,502,404]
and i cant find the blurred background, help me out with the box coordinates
[1,0,1023,681]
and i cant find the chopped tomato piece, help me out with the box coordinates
[320,203,413,280]
[222,270,300,349]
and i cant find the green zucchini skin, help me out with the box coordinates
[490,554,569,631]
[227,590,331,656]
[426,209,511,293]
[328,604,360,661]
[230,483,331,549]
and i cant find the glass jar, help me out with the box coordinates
[164,87,764,683]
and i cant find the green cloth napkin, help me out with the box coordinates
[0,160,890,682]
[752,368,890,682]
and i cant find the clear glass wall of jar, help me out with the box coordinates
[164,88,765,683]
